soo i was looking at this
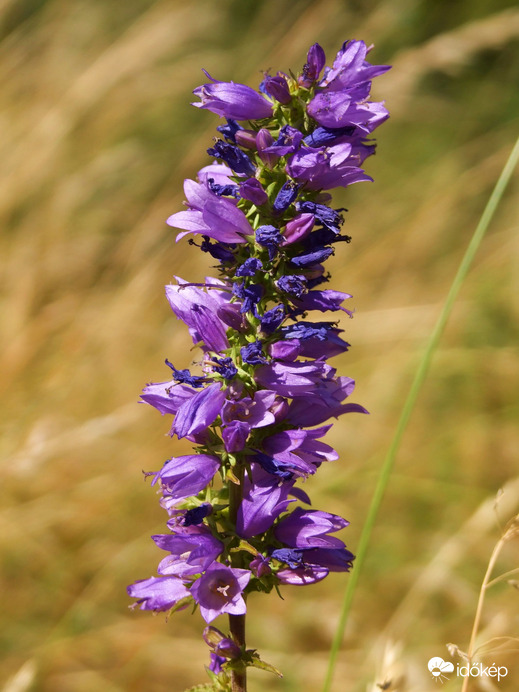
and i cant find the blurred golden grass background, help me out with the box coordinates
[1,1,519,690]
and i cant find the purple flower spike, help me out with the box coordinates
[131,39,389,679]
[127,575,190,611]
[192,72,273,121]
[191,563,250,623]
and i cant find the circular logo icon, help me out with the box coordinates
[428,657,454,683]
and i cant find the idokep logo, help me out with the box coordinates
[457,662,508,682]
[427,656,509,684]
[428,657,454,683]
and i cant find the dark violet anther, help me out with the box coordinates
[297,201,345,232]
[182,504,213,526]
[199,236,236,263]
[255,224,282,259]
[290,246,334,267]
[211,356,238,380]
[130,37,389,689]
[273,181,300,214]
[235,257,263,277]
[207,178,239,197]
[232,281,264,315]
[271,548,304,568]
[241,340,268,365]
[277,274,307,298]
[216,118,242,142]
[165,359,206,388]
[260,304,285,334]
[262,125,303,157]
[207,140,256,176]
[303,125,356,147]
[279,321,334,341]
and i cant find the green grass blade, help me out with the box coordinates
[322,135,519,692]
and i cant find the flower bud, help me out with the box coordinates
[239,178,268,205]
[203,626,241,659]
[270,395,289,422]
[299,43,326,87]
[256,128,277,167]
[262,73,291,104]
[250,554,272,578]
[282,213,315,245]
[235,128,258,149]
[217,304,247,331]
[269,340,301,362]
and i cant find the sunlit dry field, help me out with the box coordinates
[1,1,519,690]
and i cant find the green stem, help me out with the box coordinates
[229,464,247,691]
[229,613,247,692]
[322,136,519,692]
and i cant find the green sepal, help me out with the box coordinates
[226,467,241,485]
[243,650,283,678]
[167,595,194,618]
[229,539,258,556]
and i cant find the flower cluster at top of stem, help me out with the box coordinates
[128,39,390,686]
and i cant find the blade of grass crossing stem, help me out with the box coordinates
[322,136,519,692]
